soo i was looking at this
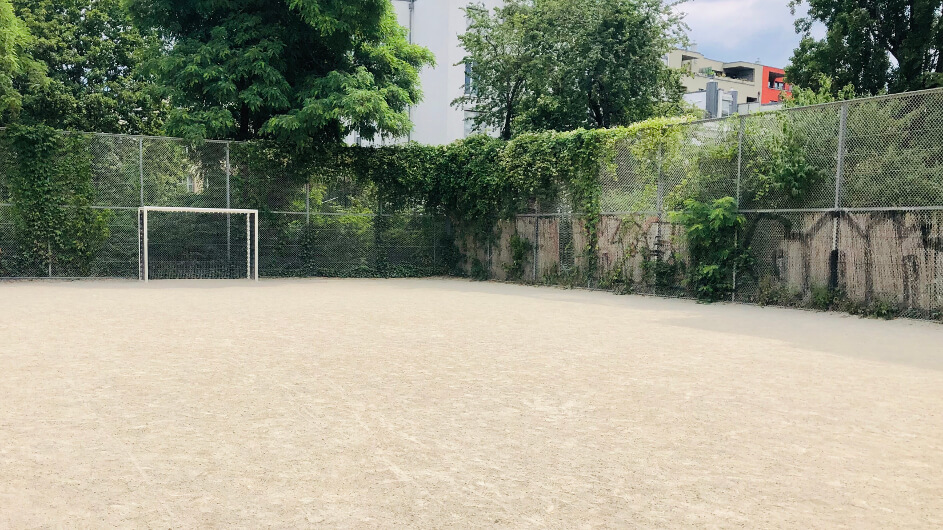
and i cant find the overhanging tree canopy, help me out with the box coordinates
[455,0,686,139]
[787,0,943,94]
[0,0,44,124]
[130,0,434,143]
[12,0,166,134]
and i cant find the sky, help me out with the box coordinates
[677,0,823,68]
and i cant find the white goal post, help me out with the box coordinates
[138,206,259,282]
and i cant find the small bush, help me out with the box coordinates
[669,197,751,302]
[502,233,533,282]
[470,257,490,281]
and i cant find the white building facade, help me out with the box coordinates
[389,0,503,145]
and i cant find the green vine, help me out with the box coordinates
[746,114,826,208]
[3,124,109,276]
[503,232,533,281]
[669,197,751,301]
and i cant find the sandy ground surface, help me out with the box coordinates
[1,278,942,528]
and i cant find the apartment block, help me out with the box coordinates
[667,49,791,106]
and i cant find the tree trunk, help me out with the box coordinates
[239,103,250,140]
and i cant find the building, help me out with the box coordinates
[682,83,739,118]
[380,0,503,146]
[682,82,784,119]
[373,11,793,144]
[667,49,791,106]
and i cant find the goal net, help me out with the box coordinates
[138,207,259,281]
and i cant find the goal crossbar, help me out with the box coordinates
[139,206,259,282]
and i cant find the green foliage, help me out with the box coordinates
[130,0,433,143]
[810,284,837,311]
[455,2,535,140]
[12,0,166,134]
[788,0,943,95]
[0,0,44,124]
[840,94,943,207]
[503,128,611,277]
[784,74,856,108]
[669,197,751,302]
[806,286,901,319]
[2,124,109,275]
[470,257,490,281]
[456,0,686,138]
[640,249,684,292]
[503,232,533,281]
[747,116,826,208]
[431,135,511,242]
[755,276,800,307]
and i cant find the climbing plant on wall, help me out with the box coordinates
[3,124,109,276]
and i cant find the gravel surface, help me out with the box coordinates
[1,278,941,528]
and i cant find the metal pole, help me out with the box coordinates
[834,104,848,210]
[142,209,149,282]
[733,116,745,302]
[254,211,259,281]
[226,142,231,265]
[487,238,492,278]
[306,182,311,223]
[139,137,144,207]
[736,116,745,206]
[137,209,142,280]
[533,216,539,282]
[654,143,664,292]
[655,143,664,258]
[830,103,849,291]
[407,0,415,143]
[246,212,251,280]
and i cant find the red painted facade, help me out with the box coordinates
[762,66,791,104]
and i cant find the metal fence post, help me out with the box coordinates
[138,137,144,207]
[736,116,745,207]
[305,182,310,225]
[732,116,745,302]
[655,143,664,256]
[142,208,149,282]
[138,137,145,281]
[830,103,849,291]
[654,142,664,293]
[533,215,539,283]
[225,142,231,266]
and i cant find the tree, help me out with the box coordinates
[456,0,686,138]
[454,1,537,140]
[0,0,44,125]
[785,74,856,107]
[11,0,165,134]
[130,0,434,144]
[787,0,943,95]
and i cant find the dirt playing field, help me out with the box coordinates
[1,278,942,528]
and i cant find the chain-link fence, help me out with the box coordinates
[0,131,447,280]
[2,89,943,318]
[475,89,943,319]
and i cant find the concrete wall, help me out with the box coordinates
[460,211,943,317]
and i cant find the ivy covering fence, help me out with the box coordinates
[1,88,942,319]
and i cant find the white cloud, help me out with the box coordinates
[675,0,803,67]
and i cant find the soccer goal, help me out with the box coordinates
[138,207,259,282]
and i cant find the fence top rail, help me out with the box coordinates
[3,87,943,146]
[140,206,258,214]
